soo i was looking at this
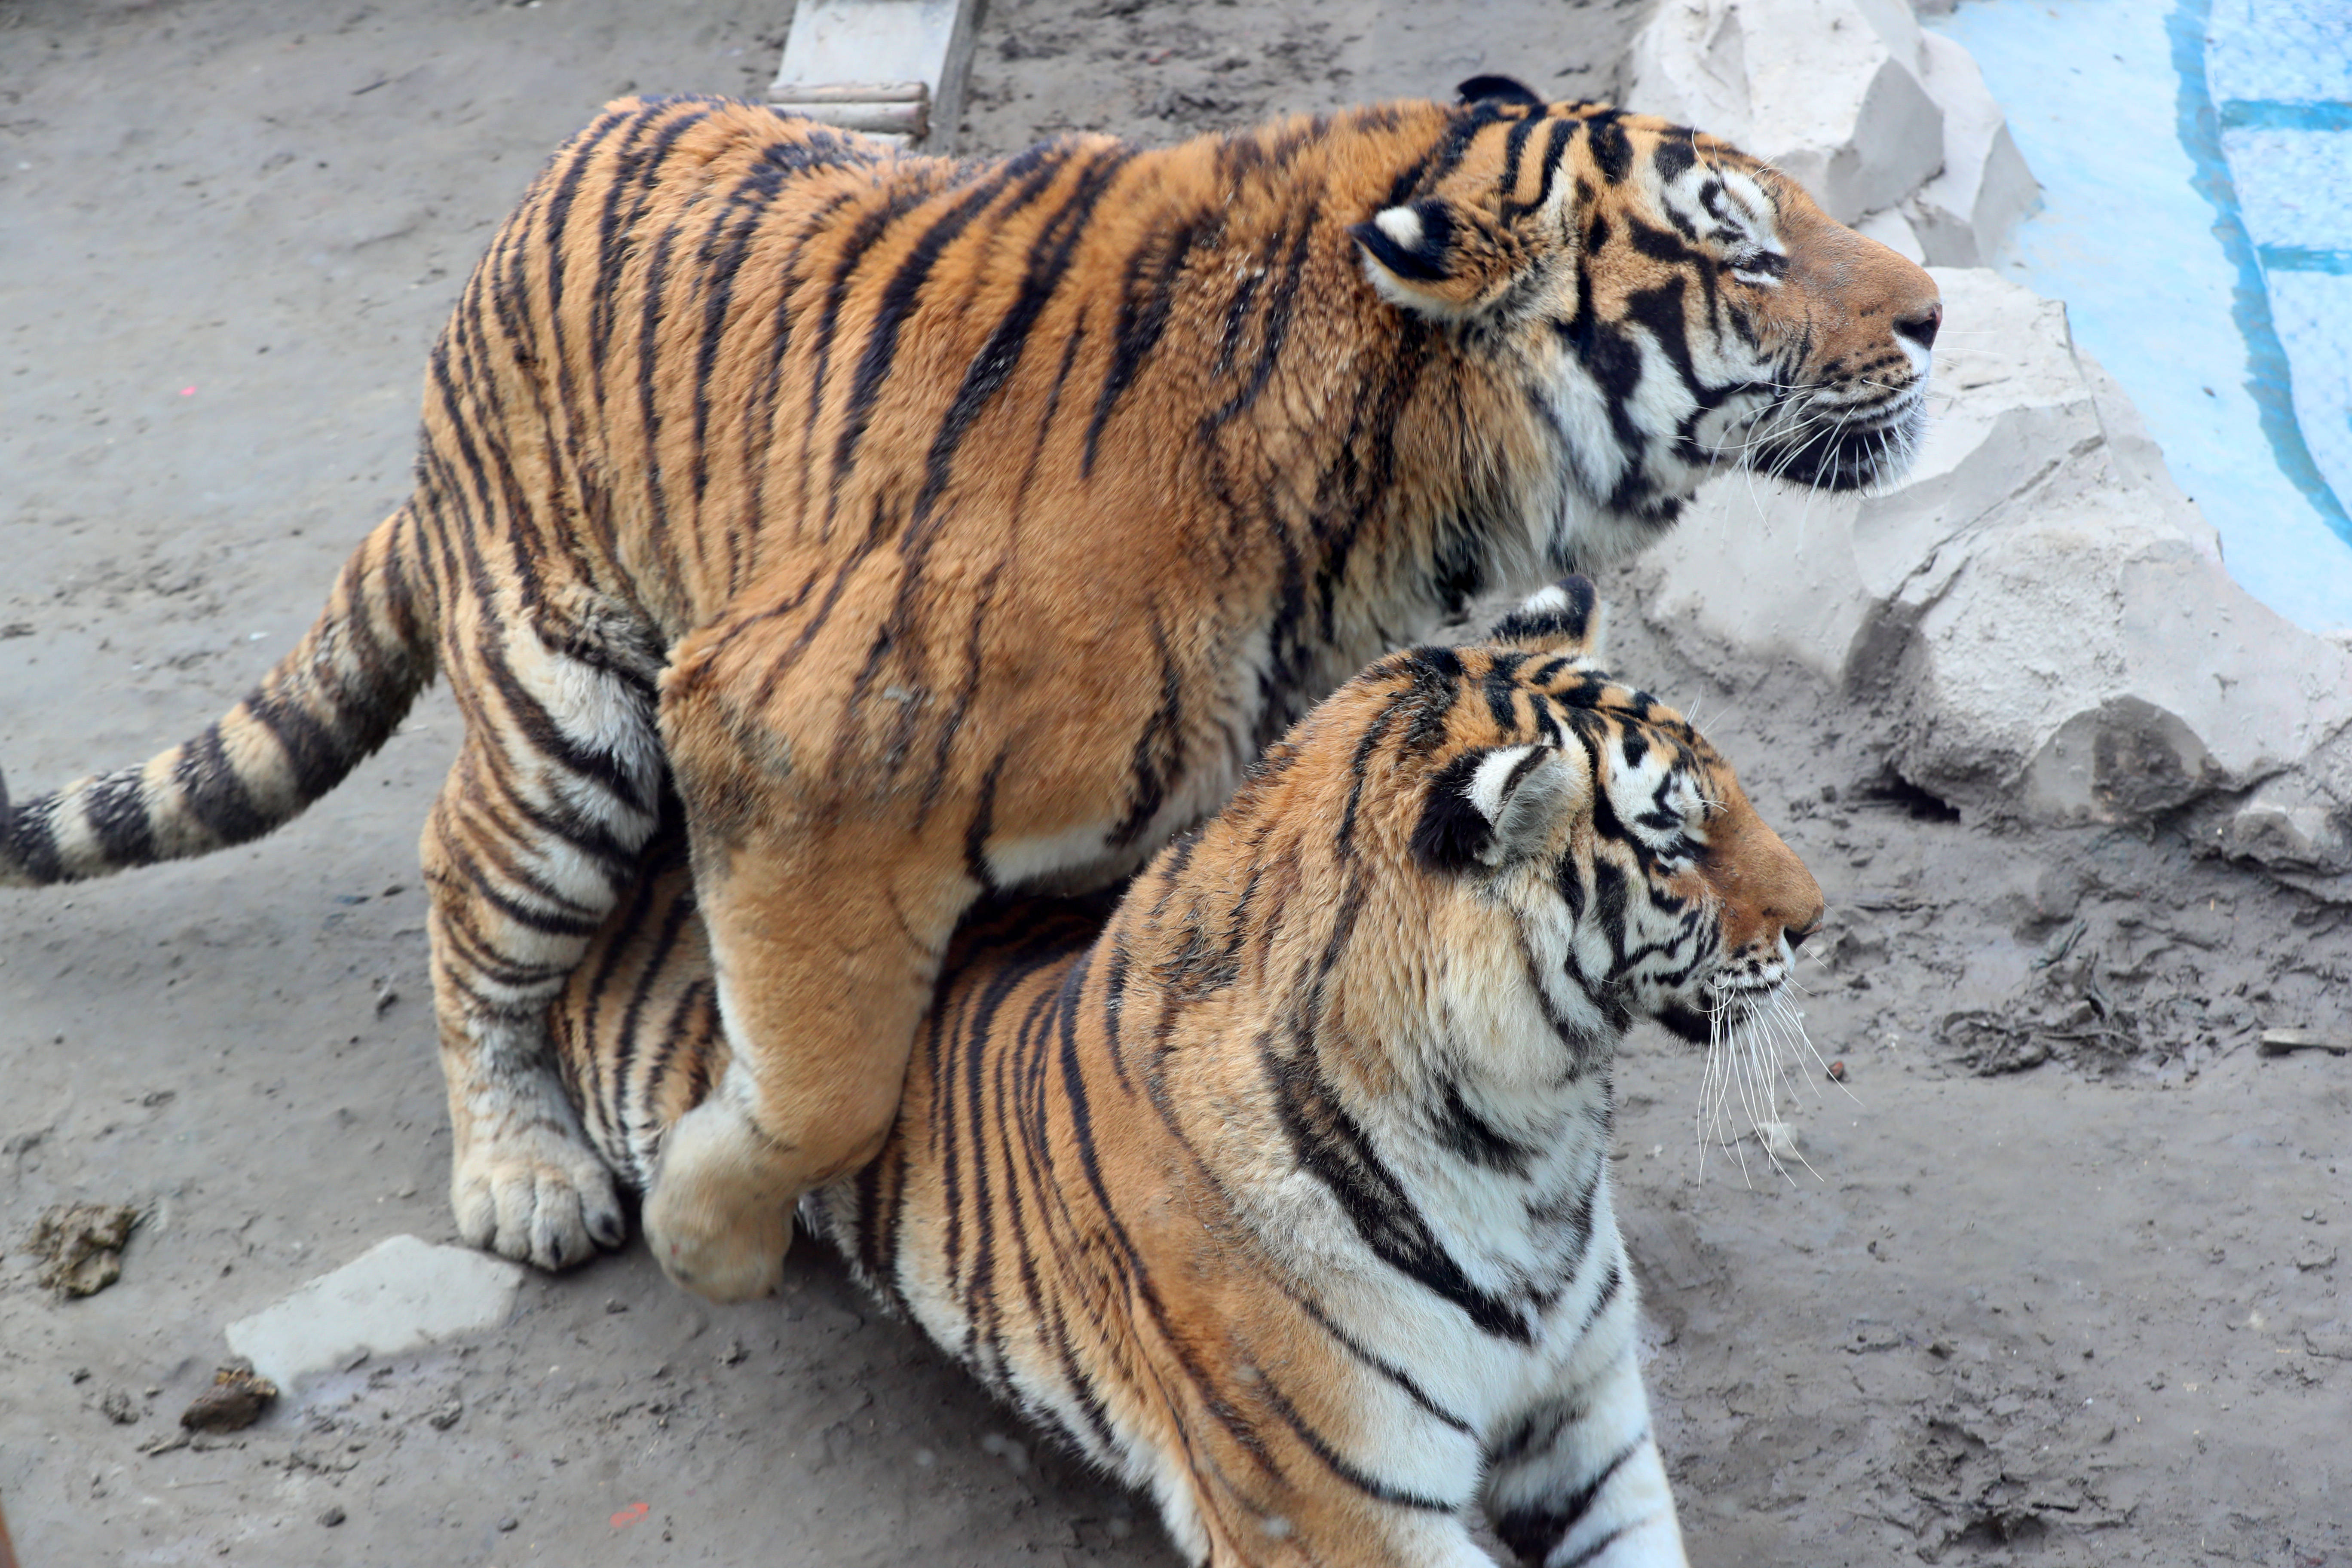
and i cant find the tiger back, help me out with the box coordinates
[552,578,1824,1568]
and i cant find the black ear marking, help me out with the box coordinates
[1487,575,1599,647]
[1457,75,1545,110]
[1412,746,1571,872]
[1347,196,1458,284]
[1653,132,1699,183]
[1411,753,1494,873]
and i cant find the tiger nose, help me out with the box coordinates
[1896,302,1942,351]
[1783,912,1823,950]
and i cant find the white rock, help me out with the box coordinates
[1855,205,1927,263]
[2222,772,2350,874]
[225,1234,523,1392]
[1628,0,1945,224]
[1629,0,2035,266]
[1629,268,2352,845]
[1905,32,2040,266]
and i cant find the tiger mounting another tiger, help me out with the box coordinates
[553,578,1825,1568]
[0,76,1930,1299]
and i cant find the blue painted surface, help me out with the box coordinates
[1932,0,2352,634]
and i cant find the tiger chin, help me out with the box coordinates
[3,74,1914,1293]
[553,578,1823,1568]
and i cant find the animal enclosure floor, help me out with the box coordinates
[2,3,2343,1564]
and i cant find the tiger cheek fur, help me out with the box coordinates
[554,577,1823,1567]
[6,79,1902,1291]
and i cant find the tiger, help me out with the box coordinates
[550,577,1825,1568]
[0,77,1932,1298]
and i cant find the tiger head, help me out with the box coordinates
[1195,576,1822,1097]
[1346,77,1942,566]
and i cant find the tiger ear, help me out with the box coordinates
[1412,745,1581,873]
[1485,576,1605,662]
[1348,197,1521,318]
[1456,75,1545,109]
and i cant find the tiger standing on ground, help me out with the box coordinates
[0,76,1934,1298]
[553,579,1827,1567]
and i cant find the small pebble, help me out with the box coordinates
[498,1517,520,1532]
[1826,1060,1847,1083]
[320,1506,347,1527]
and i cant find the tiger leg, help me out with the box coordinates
[1482,1270,1690,1566]
[420,626,664,1271]
[1170,1480,1498,1568]
[639,788,976,1301]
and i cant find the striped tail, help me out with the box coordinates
[0,505,436,888]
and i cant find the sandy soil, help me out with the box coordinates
[1,3,2345,1565]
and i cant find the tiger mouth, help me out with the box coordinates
[1656,972,1785,1042]
[1749,399,1926,492]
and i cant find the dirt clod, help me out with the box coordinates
[28,1202,140,1297]
[180,1366,278,1434]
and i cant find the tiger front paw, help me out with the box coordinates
[448,1082,628,1272]
[642,1096,794,1303]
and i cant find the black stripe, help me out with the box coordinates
[831,149,1060,481]
[1253,1370,1459,1511]
[1198,217,1313,436]
[173,725,272,846]
[913,148,1133,529]
[1333,695,1406,855]
[1056,983,1283,1475]
[1556,1519,1642,1568]
[1262,1032,1532,1343]
[1493,1436,1646,1561]
[242,682,349,802]
[1433,1080,1538,1176]
[800,193,915,501]
[605,868,700,1177]
[589,105,714,369]
[1283,1282,1476,1435]
[1083,211,1212,475]
[1585,114,1633,185]
[81,768,157,865]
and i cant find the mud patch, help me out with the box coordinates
[26,1202,139,1297]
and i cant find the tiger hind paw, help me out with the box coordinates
[448,1091,628,1272]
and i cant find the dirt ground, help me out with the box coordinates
[1,2,2346,1565]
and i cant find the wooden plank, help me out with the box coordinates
[768,0,981,152]
[766,79,928,103]
[771,96,928,136]
[2258,1028,2352,1057]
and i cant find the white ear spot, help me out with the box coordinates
[1467,744,1541,825]
[1373,205,1423,249]
[1519,584,1571,615]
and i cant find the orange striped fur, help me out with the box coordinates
[2,81,1927,1288]
[552,579,1824,1566]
